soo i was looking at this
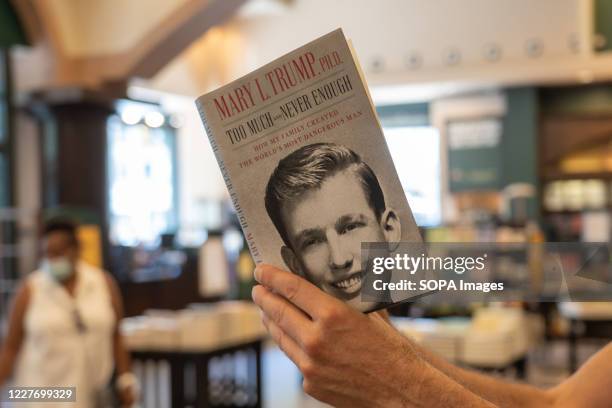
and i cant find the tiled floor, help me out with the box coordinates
[262,339,609,408]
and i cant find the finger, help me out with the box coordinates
[252,285,312,343]
[261,313,309,369]
[254,264,341,318]
[375,309,391,324]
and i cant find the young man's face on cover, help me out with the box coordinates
[280,167,401,310]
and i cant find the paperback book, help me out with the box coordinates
[195,29,421,312]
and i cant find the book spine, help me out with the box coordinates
[195,101,262,264]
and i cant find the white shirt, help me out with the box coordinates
[12,261,116,407]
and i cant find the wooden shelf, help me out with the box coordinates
[541,171,612,182]
[543,207,611,215]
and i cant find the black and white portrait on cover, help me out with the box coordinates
[264,142,401,311]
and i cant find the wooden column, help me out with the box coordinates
[31,88,116,267]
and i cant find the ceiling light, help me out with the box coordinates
[144,111,165,128]
[120,108,142,125]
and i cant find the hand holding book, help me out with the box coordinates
[252,264,418,407]
[252,264,497,407]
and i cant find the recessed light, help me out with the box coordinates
[144,111,165,128]
[370,57,385,73]
[567,33,580,53]
[120,108,142,125]
[405,52,423,69]
[525,38,544,58]
[483,43,502,62]
[444,48,461,66]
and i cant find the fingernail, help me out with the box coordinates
[254,265,262,282]
[251,285,260,303]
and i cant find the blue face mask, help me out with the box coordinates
[42,257,74,282]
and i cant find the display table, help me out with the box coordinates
[391,308,540,379]
[559,302,612,373]
[130,337,264,408]
[121,302,267,406]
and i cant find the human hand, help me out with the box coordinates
[252,264,423,408]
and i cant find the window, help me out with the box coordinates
[107,110,177,247]
[384,126,441,227]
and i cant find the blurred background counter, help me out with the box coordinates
[121,302,265,407]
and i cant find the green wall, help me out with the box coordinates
[376,103,429,127]
[501,87,539,218]
[540,85,612,115]
[0,2,27,47]
[596,0,612,52]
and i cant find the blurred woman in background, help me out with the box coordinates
[0,219,137,407]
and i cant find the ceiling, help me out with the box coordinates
[9,0,612,103]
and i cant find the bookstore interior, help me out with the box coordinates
[0,1,611,407]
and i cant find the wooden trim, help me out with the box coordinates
[9,0,42,44]
[15,0,246,90]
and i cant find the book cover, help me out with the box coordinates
[195,29,421,312]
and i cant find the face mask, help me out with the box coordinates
[42,257,74,282]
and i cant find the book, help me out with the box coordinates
[195,28,421,312]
